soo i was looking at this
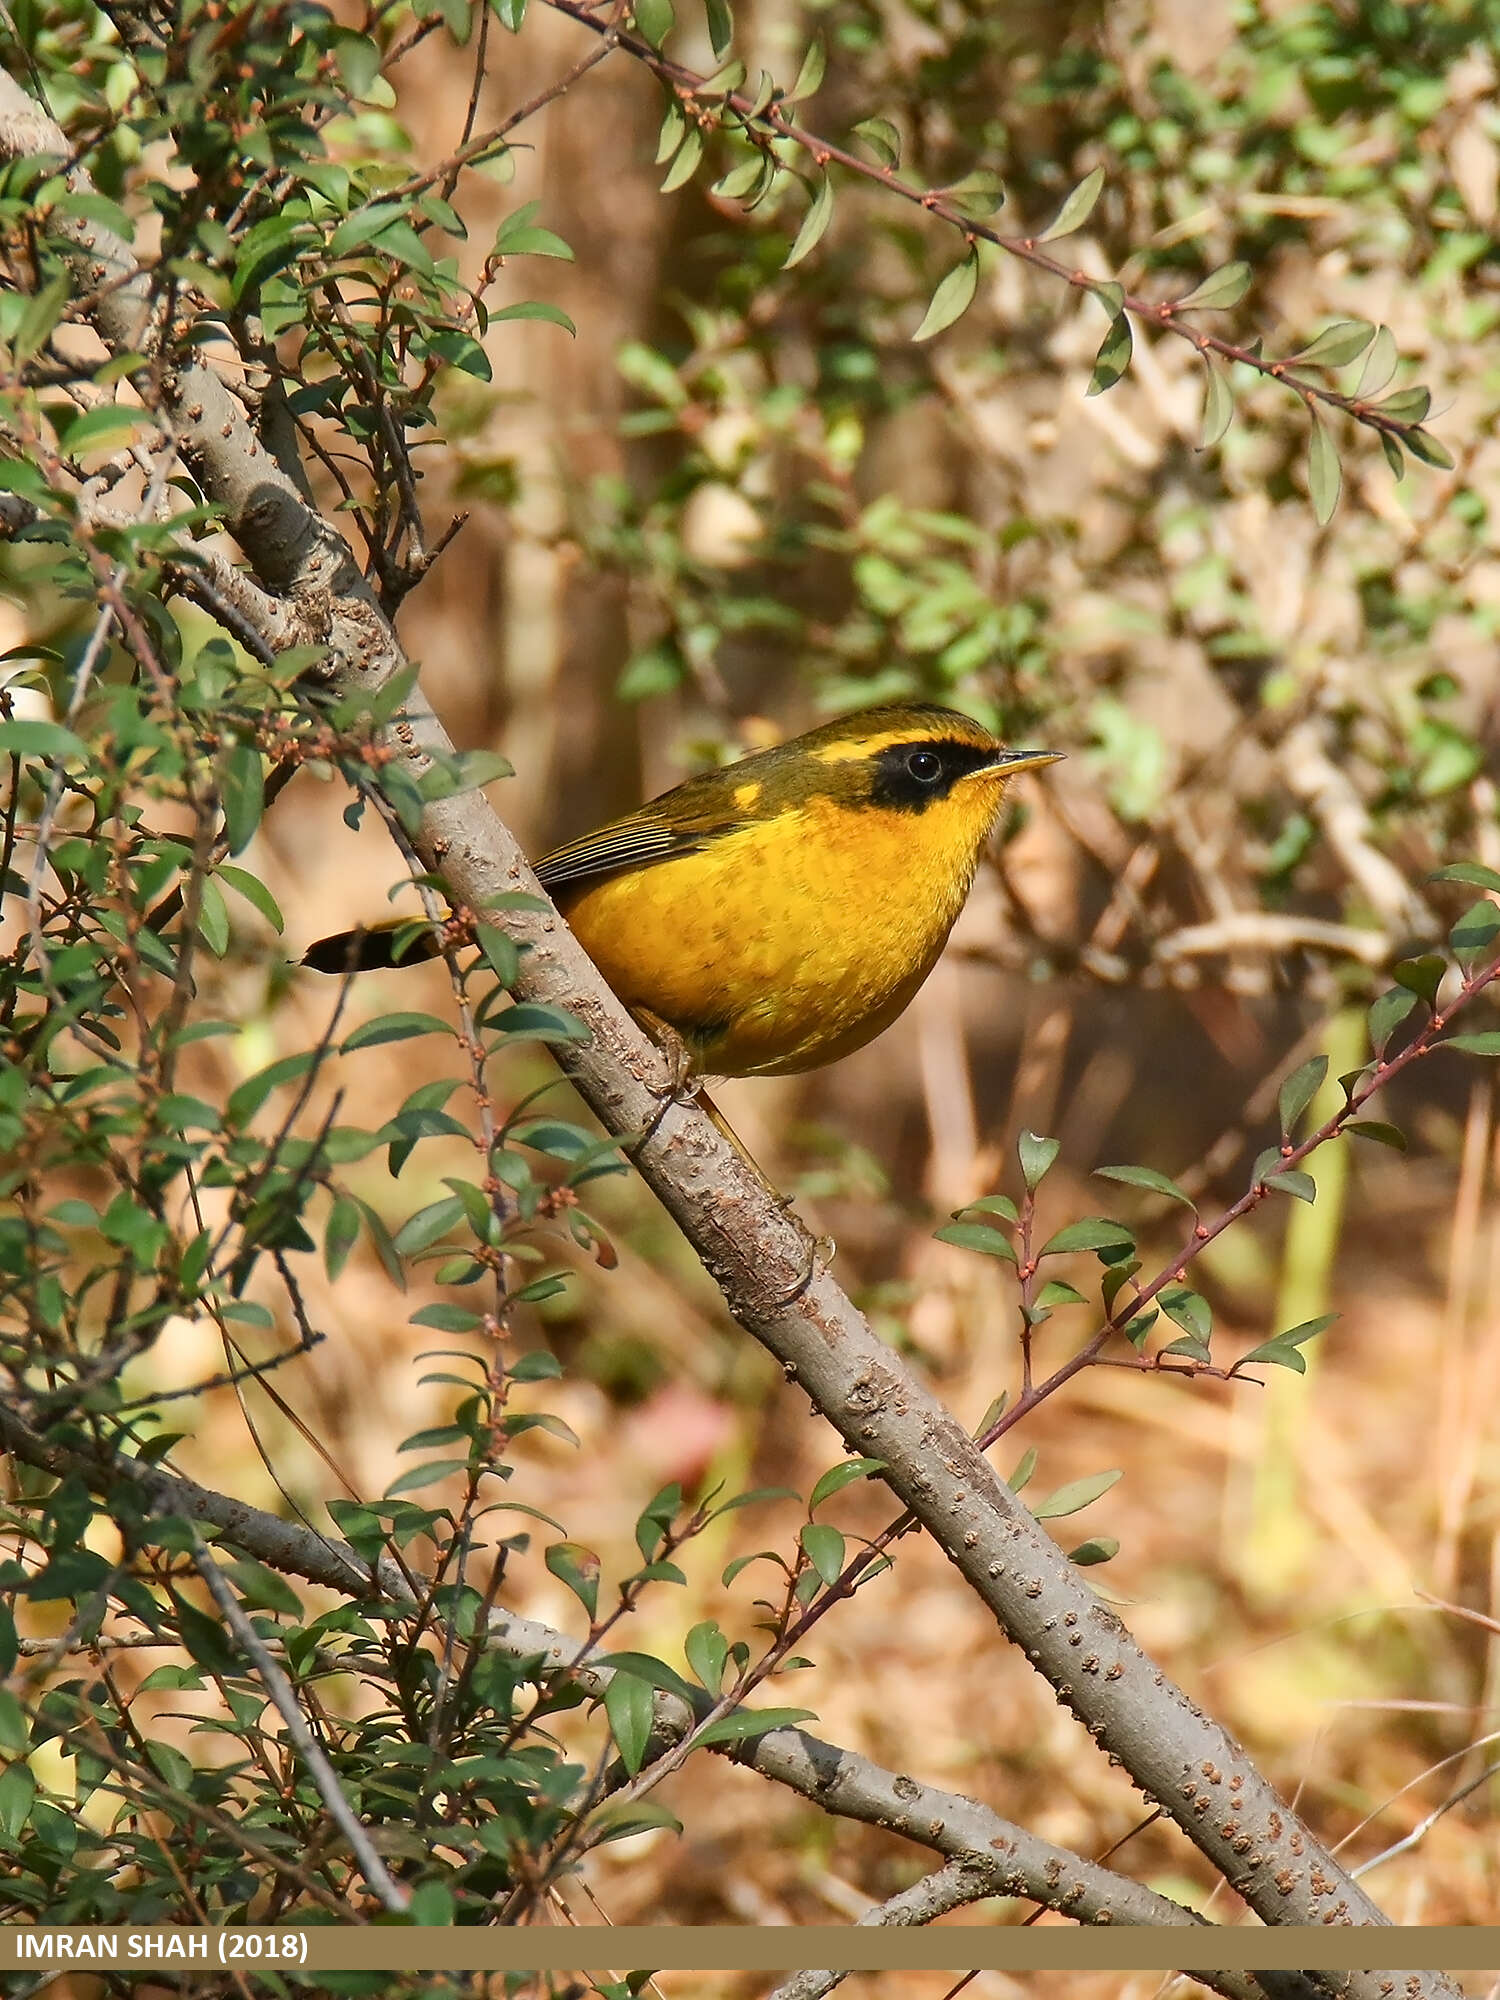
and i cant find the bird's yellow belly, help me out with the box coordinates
[556,799,979,1076]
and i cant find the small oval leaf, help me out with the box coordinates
[913,250,979,343]
[1175,261,1252,311]
[783,174,833,270]
[1307,414,1342,525]
[1038,165,1104,243]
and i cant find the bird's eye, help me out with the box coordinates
[905,748,943,784]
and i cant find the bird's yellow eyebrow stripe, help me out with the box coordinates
[813,729,952,764]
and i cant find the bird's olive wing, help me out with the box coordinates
[534,805,735,891]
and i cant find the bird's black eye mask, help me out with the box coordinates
[868,738,1000,811]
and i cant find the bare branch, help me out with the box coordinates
[188,1535,411,1916]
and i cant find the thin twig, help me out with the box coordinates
[188,1530,411,1915]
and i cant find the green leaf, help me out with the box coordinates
[1158,1287,1211,1341]
[221,1557,303,1618]
[913,250,979,343]
[785,37,825,102]
[713,155,769,201]
[1375,386,1431,423]
[1038,1218,1135,1257]
[597,1652,698,1705]
[1450,899,1500,963]
[697,59,745,99]
[1293,321,1375,368]
[196,876,230,957]
[1201,363,1233,448]
[1032,1468,1121,1520]
[493,206,574,260]
[1307,413,1341,526]
[1356,325,1398,398]
[545,1541,600,1619]
[934,1220,1016,1263]
[226,1051,316,1129]
[1236,1317,1334,1375]
[783,175,833,270]
[1446,1032,1500,1056]
[14,272,70,363]
[952,175,1007,226]
[332,27,382,96]
[655,99,686,165]
[392,1196,466,1255]
[1278,1054,1328,1138]
[0,1760,36,1839]
[685,1618,728,1693]
[1394,954,1445,1004]
[589,1802,684,1847]
[1038,165,1104,242]
[491,299,576,334]
[695,1706,815,1746]
[1095,1163,1197,1213]
[216,865,284,935]
[325,1195,361,1281]
[661,126,703,195]
[1161,1332,1211,1363]
[343,1011,453,1051]
[1035,1280,1087,1309]
[1008,1446,1037,1494]
[1276,1313,1337,1348]
[0,718,87,760]
[603,1671,654,1775]
[1346,1120,1407,1150]
[633,0,673,45]
[809,1458,884,1510]
[960,1193,1019,1223]
[1068,1537,1120,1566]
[1431,862,1500,894]
[1367,985,1418,1052]
[1404,427,1455,471]
[708,1485,800,1518]
[384,1458,467,1497]
[1237,1339,1307,1374]
[1018,1130,1059,1191]
[60,404,155,458]
[852,117,900,168]
[703,0,732,56]
[799,1522,845,1586]
[1175,261,1251,310]
[492,0,527,28]
[1087,312,1132,395]
[408,1882,455,1926]
[498,1001,589,1042]
[1263,1169,1316,1203]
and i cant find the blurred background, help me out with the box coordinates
[16,0,1500,1971]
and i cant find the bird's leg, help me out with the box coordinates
[690,1085,834,1300]
[627,1008,704,1150]
[628,1011,831,1296]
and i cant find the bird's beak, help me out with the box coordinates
[992,748,1064,773]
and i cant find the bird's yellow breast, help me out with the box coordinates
[556,777,1007,1077]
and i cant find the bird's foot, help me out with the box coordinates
[630,1010,706,1149]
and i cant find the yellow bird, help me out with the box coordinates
[304,704,1060,1078]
